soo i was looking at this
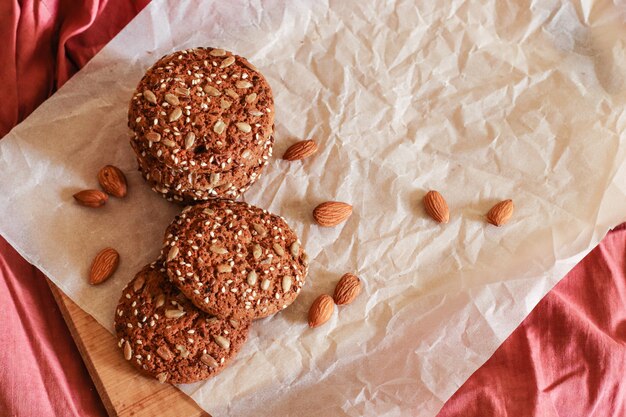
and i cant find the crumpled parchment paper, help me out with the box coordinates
[1,0,626,415]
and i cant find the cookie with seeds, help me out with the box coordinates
[114,263,250,384]
[128,47,274,201]
[162,200,308,320]
[132,133,273,204]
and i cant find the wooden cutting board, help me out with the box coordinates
[48,281,209,417]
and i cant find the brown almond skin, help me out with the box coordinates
[423,190,449,223]
[73,189,108,208]
[89,248,120,285]
[333,273,362,305]
[308,294,334,328]
[486,199,514,226]
[97,165,128,198]
[313,201,352,227]
[283,140,318,161]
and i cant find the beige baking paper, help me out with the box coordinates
[1,0,626,415]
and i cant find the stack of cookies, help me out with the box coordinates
[127,47,275,204]
[114,49,308,385]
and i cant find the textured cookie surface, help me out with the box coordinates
[128,47,274,200]
[114,263,250,384]
[132,134,273,204]
[162,200,308,320]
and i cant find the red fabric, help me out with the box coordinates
[0,239,105,416]
[1,1,148,416]
[0,0,149,137]
[438,224,626,417]
[2,1,625,416]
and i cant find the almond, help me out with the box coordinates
[423,190,449,223]
[282,140,318,161]
[333,273,362,305]
[89,248,120,285]
[486,199,514,226]
[308,294,334,328]
[313,201,352,227]
[97,165,127,198]
[73,189,108,208]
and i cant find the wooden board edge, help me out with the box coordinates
[47,280,209,417]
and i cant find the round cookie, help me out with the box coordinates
[128,47,274,200]
[114,263,250,384]
[162,200,308,320]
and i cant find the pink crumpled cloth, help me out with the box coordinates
[438,224,626,417]
[1,1,625,416]
[1,1,147,416]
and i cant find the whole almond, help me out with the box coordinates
[313,201,352,227]
[333,273,362,306]
[423,190,449,223]
[308,294,334,328]
[73,189,108,208]
[282,140,318,161]
[97,165,127,198]
[89,248,120,285]
[486,199,514,226]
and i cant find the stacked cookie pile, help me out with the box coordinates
[127,47,275,204]
[114,48,308,385]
